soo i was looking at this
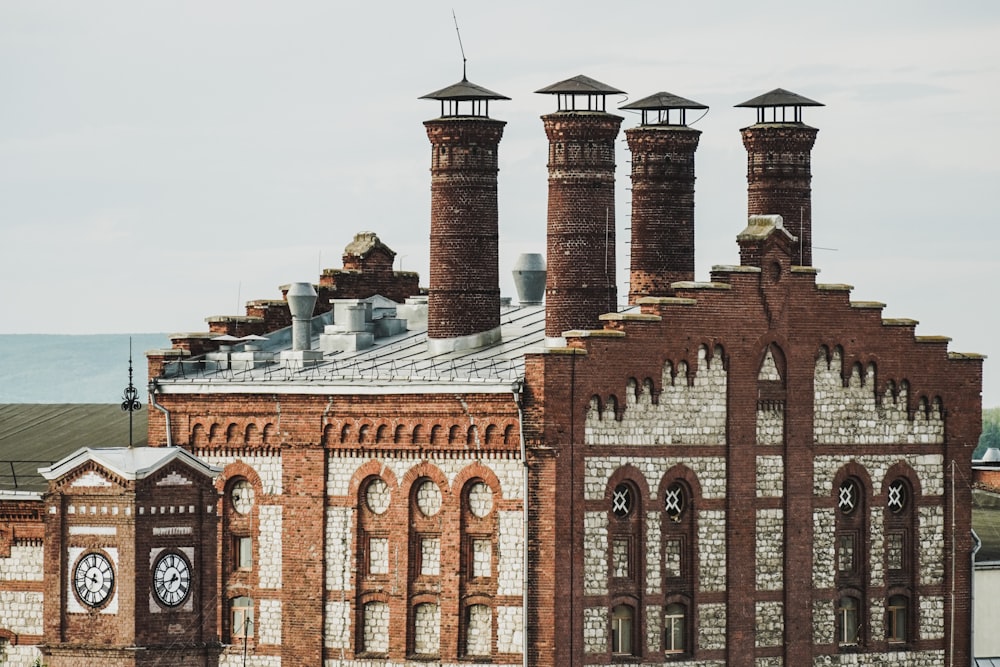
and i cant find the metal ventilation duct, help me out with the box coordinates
[512,253,546,306]
[286,282,317,351]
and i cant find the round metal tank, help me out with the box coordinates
[512,253,546,306]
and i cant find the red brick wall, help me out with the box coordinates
[741,123,818,266]
[424,117,505,340]
[542,112,623,338]
[625,125,701,301]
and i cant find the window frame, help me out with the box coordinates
[231,595,254,640]
[610,603,635,656]
[663,602,687,654]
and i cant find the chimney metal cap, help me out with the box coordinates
[621,91,707,126]
[536,75,624,113]
[421,77,509,118]
[735,88,824,109]
[736,88,823,124]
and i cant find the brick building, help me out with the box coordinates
[0,74,983,667]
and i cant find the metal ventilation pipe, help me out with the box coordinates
[512,253,546,306]
[286,282,317,351]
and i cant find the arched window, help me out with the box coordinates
[361,600,389,655]
[837,595,860,646]
[465,603,492,656]
[664,602,687,653]
[886,594,908,643]
[611,604,634,655]
[231,596,254,640]
[412,602,440,656]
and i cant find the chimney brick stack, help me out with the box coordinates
[622,92,707,301]
[537,76,624,341]
[422,78,509,348]
[738,89,823,267]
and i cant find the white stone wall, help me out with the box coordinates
[585,346,727,446]
[812,650,944,666]
[813,508,835,589]
[757,455,784,497]
[646,604,661,653]
[582,511,607,595]
[869,506,884,587]
[919,506,945,586]
[362,600,389,654]
[258,504,282,589]
[584,456,726,500]
[472,538,491,577]
[868,597,885,640]
[199,452,283,495]
[326,453,524,500]
[698,510,726,592]
[757,403,784,446]
[0,590,43,635]
[496,510,522,597]
[324,599,351,649]
[413,602,440,655]
[0,643,42,667]
[582,606,606,654]
[814,352,944,445]
[325,507,353,592]
[755,600,784,647]
[756,659,783,667]
[697,602,726,651]
[645,512,662,594]
[756,509,784,590]
[258,598,282,645]
[368,537,388,575]
[812,599,834,645]
[0,545,43,581]
[420,537,440,576]
[920,595,945,640]
[496,605,523,654]
[813,454,944,497]
[465,604,492,656]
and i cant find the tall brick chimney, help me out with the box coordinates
[421,76,509,353]
[737,88,823,266]
[620,92,707,302]
[536,75,624,343]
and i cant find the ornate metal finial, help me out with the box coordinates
[121,337,142,447]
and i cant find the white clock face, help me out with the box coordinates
[231,479,254,515]
[74,552,115,607]
[153,551,192,607]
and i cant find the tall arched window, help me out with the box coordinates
[661,477,695,657]
[884,474,917,645]
[611,604,635,655]
[664,602,687,653]
[460,479,497,658]
[835,472,868,648]
[357,477,392,656]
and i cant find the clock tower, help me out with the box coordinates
[38,447,222,667]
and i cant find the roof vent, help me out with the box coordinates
[286,282,318,351]
[512,253,546,306]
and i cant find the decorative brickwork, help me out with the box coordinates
[626,125,701,301]
[542,111,623,338]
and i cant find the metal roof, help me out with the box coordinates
[39,446,220,482]
[0,404,148,493]
[535,74,624,95]
[735,88,824,108]
[620,91,707,111]
[155,304,547,396]
[420,78,510,101]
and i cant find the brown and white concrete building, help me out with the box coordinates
[0,76,984,667]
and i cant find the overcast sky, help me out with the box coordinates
[1,1,998,405]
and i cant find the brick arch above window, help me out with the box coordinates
[346,459,401,500]
[452,463,505,503]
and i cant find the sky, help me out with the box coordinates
[1,1,998,405]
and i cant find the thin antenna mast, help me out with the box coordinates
[452,10,467,80]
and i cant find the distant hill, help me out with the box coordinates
[0,334,169,403]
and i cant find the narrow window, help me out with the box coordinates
[465,604,492,656]
[362,600,389,654]
[610,604,634,655]
[664,603,686,653]
[837,596,860,645]
[235,536,252,570]
[887,595,908,643]
[232,596,254,639]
